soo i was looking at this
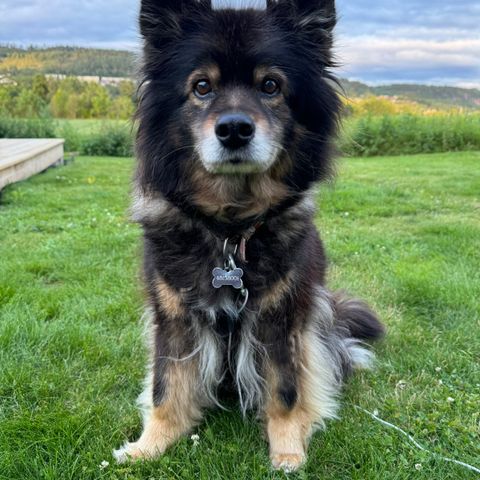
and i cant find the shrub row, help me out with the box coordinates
[1,114,479,158]
[0,118,134,157]
[57,122,134,157]
[0,117,56,139]
[341,114,480,157]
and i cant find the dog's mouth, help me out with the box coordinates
[209,147,277,174]
[209,159,267,175]
[197,137,280,175]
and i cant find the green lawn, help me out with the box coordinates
[54,119,127,135]
[0,152,479,480]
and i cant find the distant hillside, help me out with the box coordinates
[1,46,479,109]
[341,79,480,110]
[0,46,135,77]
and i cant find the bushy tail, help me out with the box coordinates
[333,291,386,341]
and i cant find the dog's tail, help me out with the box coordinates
[333,291,385,342]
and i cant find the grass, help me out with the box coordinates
[0,118,133,156]
[340,114,480,157]
[0,152,479,480]
[54,119,127,136]
[54,119,134,156]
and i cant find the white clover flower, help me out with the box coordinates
[396,380,407,390]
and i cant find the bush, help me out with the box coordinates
[0,118,134,157]
[79,124,134,157]
[0,117,56,138]
[56,121,83,152]
[3,114,479,159]
[340,114,480,157]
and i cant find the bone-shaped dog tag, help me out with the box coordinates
[212,267,244,289]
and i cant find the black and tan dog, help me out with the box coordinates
[114,0,384,472]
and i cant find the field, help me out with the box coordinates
[55,119,126,135]
[0,152,479,479]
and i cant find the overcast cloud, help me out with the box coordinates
[0,0,479,87]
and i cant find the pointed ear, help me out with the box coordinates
[268,0,336,33]
[139,0,212,41]
[295,0,335,16]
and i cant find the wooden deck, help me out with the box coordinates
[0,139,65,190]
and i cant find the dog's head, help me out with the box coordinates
[137,0,341,209]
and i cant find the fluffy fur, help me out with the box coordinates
[114,0,385,472]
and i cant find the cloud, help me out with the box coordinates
[213,0,266,8]
[336,0,480,36]
[0,0,138,46]
[334,0,480,86]
[0,0,479,87]
[337,36,480,85]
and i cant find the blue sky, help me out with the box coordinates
[0,0,479,88]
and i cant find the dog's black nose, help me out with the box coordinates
[215,113,255,149]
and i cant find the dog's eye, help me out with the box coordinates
[261,78,280,96]
[194,80,212,97]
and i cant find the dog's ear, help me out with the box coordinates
[294,0,335,15]
[267,0,336,34]
[140,0,212,41]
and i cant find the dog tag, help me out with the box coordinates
[212,267,244,289]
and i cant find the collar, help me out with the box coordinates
[165,190,302,253]
[224,220,264,263]
[171,192,301,234]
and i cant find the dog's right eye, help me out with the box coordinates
[194,80,212,98]
[261,78,280,96]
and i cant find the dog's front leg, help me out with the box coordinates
[261,316,341,473]
[114,353,204,463]
[114,275,218,464]
[263,352,309,473]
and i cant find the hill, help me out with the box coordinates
[0,46,135,77]
[1,46,479,109]
[340,79,480,110]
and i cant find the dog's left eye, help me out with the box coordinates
[261,78,280,96]
[194,80,212,97]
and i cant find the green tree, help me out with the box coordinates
[90,84,112,118]
[32,74,49,102]
[118,80,135,99]
[14,88,46,117]
[111,96,134,119]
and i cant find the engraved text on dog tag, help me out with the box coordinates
[212,267,244,289]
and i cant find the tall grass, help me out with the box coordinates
[0,117,56,139]
[341,114,480,157]
[1,114,479,158]
[56,121,134,156]
[0,117,134,156]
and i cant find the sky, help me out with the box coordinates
[0,0,479,88]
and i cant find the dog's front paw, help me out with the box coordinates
[271,453,305,473]
[113,441,159,464]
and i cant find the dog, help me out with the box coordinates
[114,0,385,472]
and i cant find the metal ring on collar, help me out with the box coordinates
[223,238,238,257]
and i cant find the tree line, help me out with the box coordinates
[0,75,135,119]
[0,46,135,77]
